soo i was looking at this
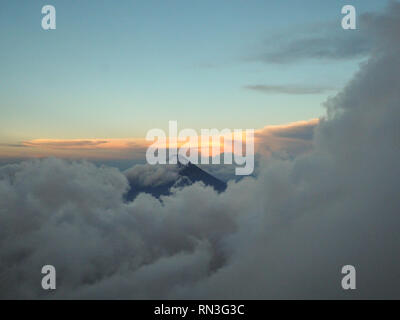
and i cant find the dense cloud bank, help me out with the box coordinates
[1,3,400,299]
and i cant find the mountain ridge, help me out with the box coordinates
[125,160,227,201]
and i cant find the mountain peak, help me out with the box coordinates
[125,161,227,201]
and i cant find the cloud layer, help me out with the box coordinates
[1,2,400,299]
[0,120,318,162]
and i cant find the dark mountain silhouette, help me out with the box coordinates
[178,161,227,192]
[125,160,227,201]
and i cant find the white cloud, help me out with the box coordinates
[125,164,180,187]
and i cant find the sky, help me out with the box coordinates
[0,0,390,158]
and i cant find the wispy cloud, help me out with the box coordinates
[245,84,335,95]
[22,139,146,150]
[251,20,372,64]
[0,143,28,148]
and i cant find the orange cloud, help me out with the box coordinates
[254,118,319,158]
[22,138,149,150]
[0,119,319,160]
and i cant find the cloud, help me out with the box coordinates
[245,85,335,95]
[0,139,150,160]
[125,164,179,187]
[0,158,237,299]
[254,119,318,159]
[23,140,110,149]
[1,2,400,299]
[0,143,28,148]
[1,120,318,162]
[253,20,372,64]
[259,119,319,140]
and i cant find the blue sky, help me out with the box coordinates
[0,0,390,146]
